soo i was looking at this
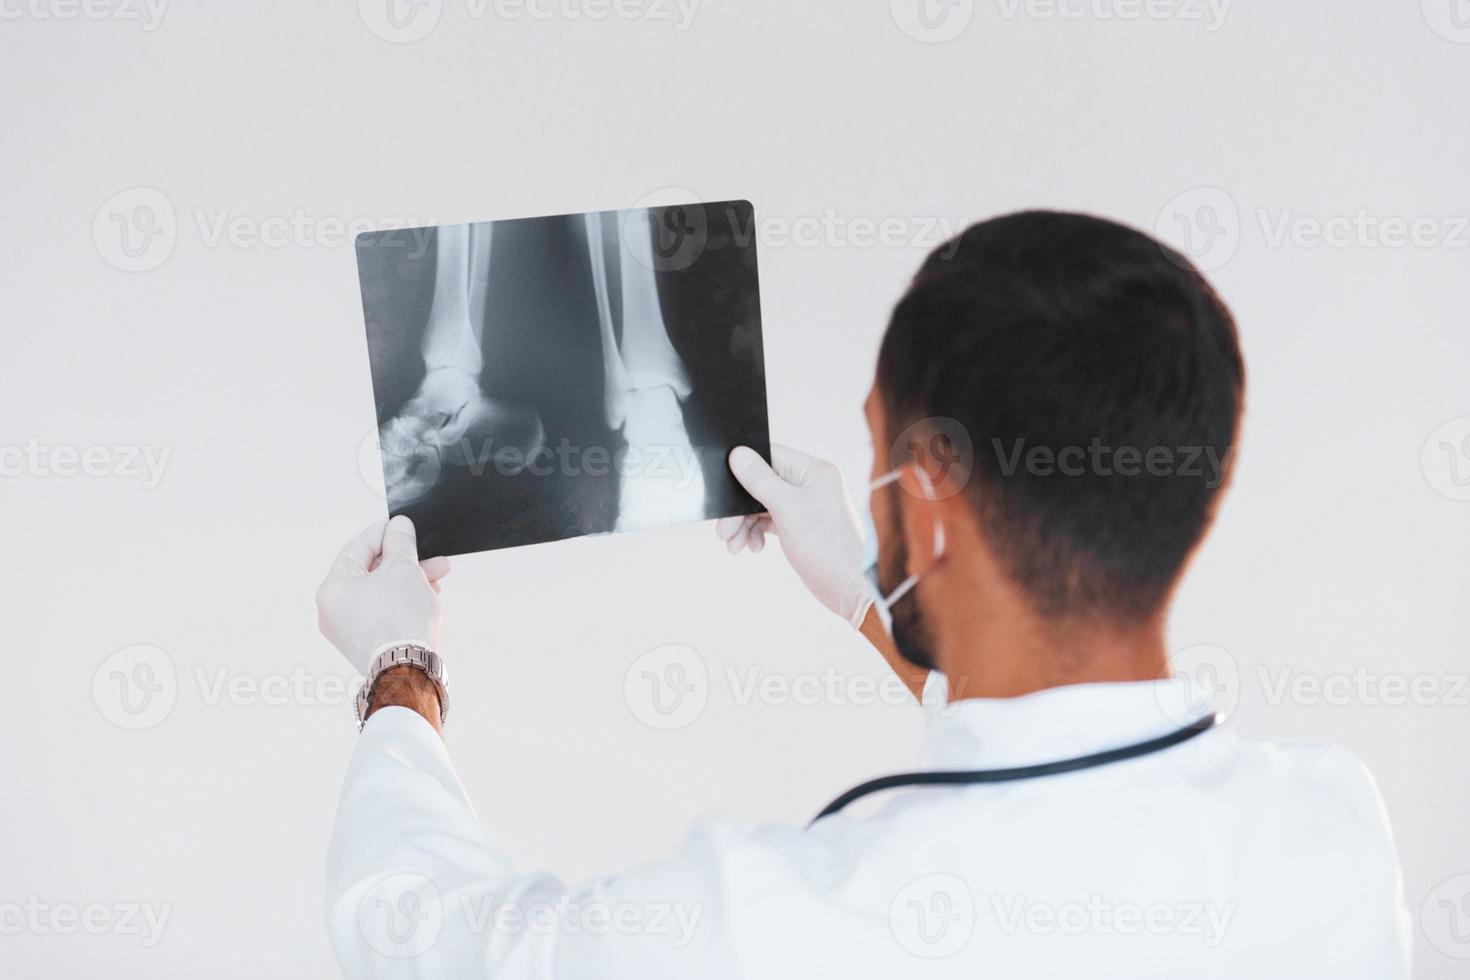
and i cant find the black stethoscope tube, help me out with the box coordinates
[810,713,1219,826]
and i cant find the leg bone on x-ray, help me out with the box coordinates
[378,221,545,510]
[583,210,706,532]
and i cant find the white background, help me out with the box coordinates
[2,1,1468,976]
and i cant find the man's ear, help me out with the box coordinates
[896,464,944,575]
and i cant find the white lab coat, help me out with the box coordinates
[325,673,1411,979]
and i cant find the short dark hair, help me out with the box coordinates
[877,210,1245,621]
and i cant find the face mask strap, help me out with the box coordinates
[867,464,947,618]
[912,467,946,563]
[881,571,921,609]
[869,467,902,491]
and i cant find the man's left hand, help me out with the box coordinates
[316,515,451,676]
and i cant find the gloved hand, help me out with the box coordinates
[716,445,873,629]
[315,515,453,676]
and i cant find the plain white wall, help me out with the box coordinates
[2,1,1467,976]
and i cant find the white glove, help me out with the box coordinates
[315,515,453,676]
[716,445,873,628]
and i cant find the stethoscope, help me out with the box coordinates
[809,712,1219,826]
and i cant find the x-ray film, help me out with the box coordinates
[354,200,771,557]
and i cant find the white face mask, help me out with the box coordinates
[861,466,946,632]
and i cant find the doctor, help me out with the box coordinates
[316,210,1411,978]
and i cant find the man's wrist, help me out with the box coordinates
[364,665,444,736]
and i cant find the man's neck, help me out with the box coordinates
[934,575,1171,702]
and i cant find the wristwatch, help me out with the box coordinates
[354,643,449,732]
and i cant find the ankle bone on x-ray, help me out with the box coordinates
[583,210,705,531]
[380,221,543,509]
[377,223,490,511]
[583,210,694,426]
[398,219,541,468]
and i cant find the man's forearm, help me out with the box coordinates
[326,694,518,977]
[364,664,443,736]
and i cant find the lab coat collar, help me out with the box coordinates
[921,674,1216,771]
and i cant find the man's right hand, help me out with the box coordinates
[717,445,873,629]
[717,445,930,702]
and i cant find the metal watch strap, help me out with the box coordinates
[355,644,449,732]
